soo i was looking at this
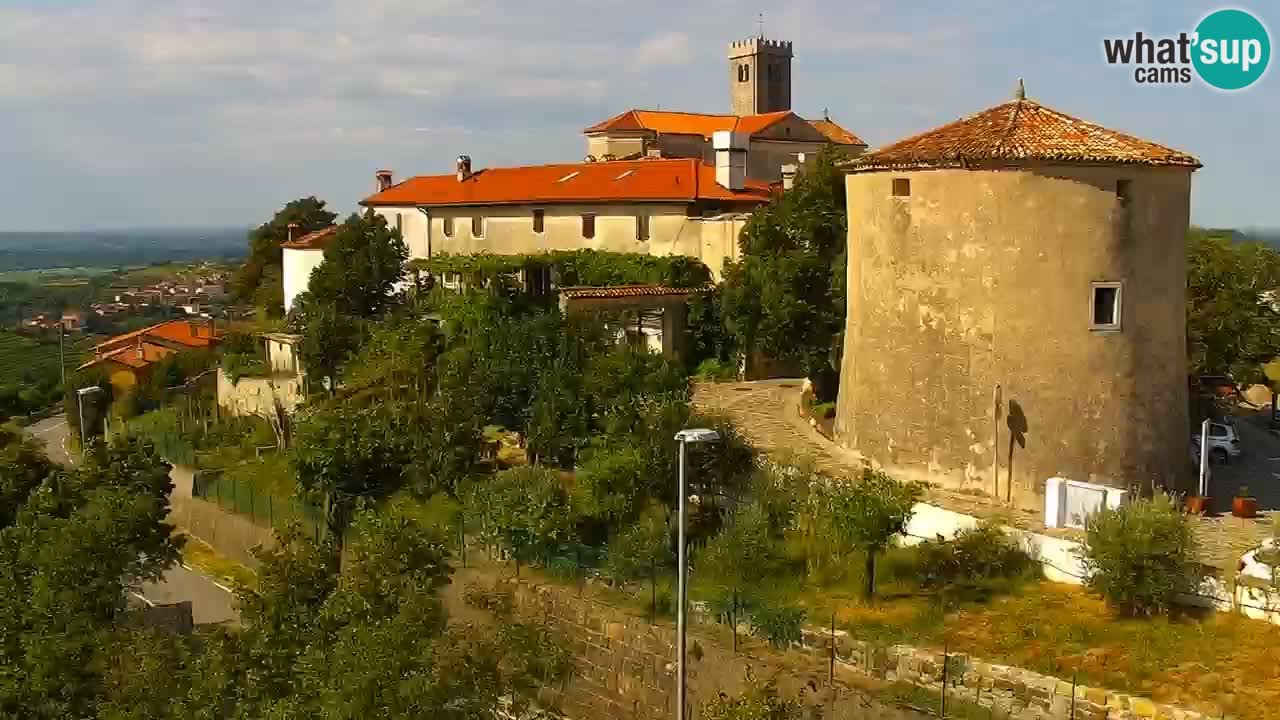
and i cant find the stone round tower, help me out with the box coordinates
[833,87,1200,509]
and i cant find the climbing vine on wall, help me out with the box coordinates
[411,249,713,290]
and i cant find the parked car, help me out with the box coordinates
[1239,538,1280,583]
[1192,421,1243,464]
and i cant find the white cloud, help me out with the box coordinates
[8,0,1263,230]
[634,31,694,67]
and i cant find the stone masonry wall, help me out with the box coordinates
[168,464,274,568]
[494,577,1223,720]
[492,576,929,720]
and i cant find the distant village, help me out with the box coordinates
[17,262,231,334]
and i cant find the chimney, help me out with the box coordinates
[375,169,394,192]
[456,155,472,182]
[781,163,798,190]
[712,130,748,191]
[287,223,299,243]
[135,339,144,361]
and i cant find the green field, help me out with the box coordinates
[0,330,88,387]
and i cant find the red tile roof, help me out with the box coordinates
[559,284,704,300]
[360,158,773,207]
[583,110,788,138]
[280,226,338,250]
[80,342,179,371]
[584,109,865,146]
[809,117,866,147]
[848,97,1200,172]
[93,319,222,354]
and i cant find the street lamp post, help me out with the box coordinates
[673,428,721,720]
[76,385,102,443]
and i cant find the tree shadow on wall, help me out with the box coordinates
[1006,400,1028,502]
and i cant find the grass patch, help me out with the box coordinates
[880,681,989,720]
[584,536,1280,719]
[180,534,257,591]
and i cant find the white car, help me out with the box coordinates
[1193,421,1244,464]
[1240,538,1280,583]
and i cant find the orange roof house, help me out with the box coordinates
[80,319,223,393]
[583,109,865,149]
[280,225,339,250]
[361,157,772,208]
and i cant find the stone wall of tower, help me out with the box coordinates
[834,164,1194,510]
[728,37,793,115]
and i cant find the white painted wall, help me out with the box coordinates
[900,499,1280,622]
[370,202,749,280]
[282,247,327,314]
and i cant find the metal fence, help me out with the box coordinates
[192,470,326,543]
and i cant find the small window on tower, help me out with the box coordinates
[738,64,750,83]
[892,178,911,197]
[532,209,545,234]
[1091,281,1122,330]
[442,217,454,237]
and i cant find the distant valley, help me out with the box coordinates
[0,228,247,271]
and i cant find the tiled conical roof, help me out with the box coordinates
[847,96,1200,172]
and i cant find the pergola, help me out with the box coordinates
[558,284,702,361]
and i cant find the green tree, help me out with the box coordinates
[699,504,780,650]
[236,200,335,292]
[289,211,409,388]
[1186,228,1280,384]
[469,466,574,574]
[232,197,337,313]
[0,436,179,717]
[606,507,674,620]
[104,508,575,719]
[0,425,55,528]
[343,313,444,402]
[292,296,366,391]
[300,211,408,318]
[721,145,847,399]
[1080,493,1199,617]
[827,469,920,600]
[291,403,411,544]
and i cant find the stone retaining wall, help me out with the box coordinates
[494,576,1224,720]
[794,626,1214,720]
[168,464,273,568]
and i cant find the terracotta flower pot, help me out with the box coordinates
[1232,495,1258,519]
[1185,495,1210,515]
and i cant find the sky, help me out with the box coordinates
[0,0,1275,231]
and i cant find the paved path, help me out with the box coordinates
[24,414,240,624]
[26,413,74,465]
[693,380,1272,573]
[137,565,239,625]
[694,380,1051,532]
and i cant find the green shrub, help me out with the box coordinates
[701,678,801,720]
[750,604,806,649]
[916,525,1036,590]
[810,401,836,419]
[646,586,673,618]
[1080,493,1199,616]
[694,358,739,382]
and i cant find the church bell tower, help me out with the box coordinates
[728,35,793,115]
